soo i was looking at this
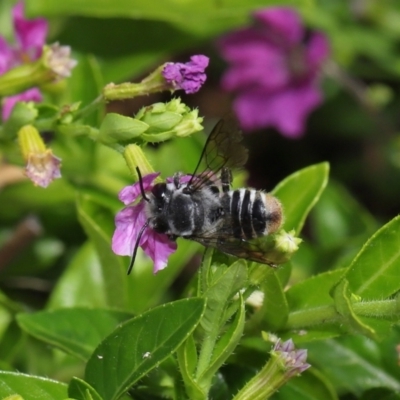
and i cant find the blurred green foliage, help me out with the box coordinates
[1,0,400,399]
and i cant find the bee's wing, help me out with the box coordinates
[187,115,248,191]
[191,235,277,266]
[187,218,276,266]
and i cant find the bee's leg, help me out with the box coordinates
[173,173,181,189]
[221,167,232,193]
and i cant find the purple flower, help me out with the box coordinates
[26,149,61,187]
[112,173,177,274]
[218,7,329,138]
[162,55,209,94]
[273,338,310,377]
[0,1,48,120]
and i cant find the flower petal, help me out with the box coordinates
[2,87,42,121]
[141,230,177,273]
[25,149,61,188]
[306,31,330,72]
[254,7,303,46]
[0,36,15,74]
[13,1,48,60]
[234,84,322,137]
[163,55,209,94]
[112,202,147,256]
[118,172,160,205]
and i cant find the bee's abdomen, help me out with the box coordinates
[226,189,282,240]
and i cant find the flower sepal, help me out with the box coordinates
[103,55,209,101]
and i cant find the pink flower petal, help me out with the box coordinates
[112,204,146,256]
[141,231,177,273]
[25,149,61,188]
[112,174,178,273]
[234,84,322,138]
[118,172,160,205]
[0,36,15,74]
[163,55,209,94]
[217,6,329,137]
[254,7,303,46]
[13,1,48,60]
[306,32,330,71]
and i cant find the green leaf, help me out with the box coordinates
[331,279,376,339]
[68,377,102,400]
[287,269,345,311]
[76,192,129,310]
[200,259,247,334]
[345,215,400,299]
[0,371,67,399]
[307,338,400,395]
[195,260,247,390]
[272,163,329,235]
[177,336,205,400]
[310,181,377,248]
[199,294,246,385]
[17,308,133,361]
[48,241,113,309]
[85,298,205,400]
[26,0,307,35]
[248,270,289,332]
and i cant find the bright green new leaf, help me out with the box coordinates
[85,298,205,400]
[17,308,133,361]
[0,371,67,399]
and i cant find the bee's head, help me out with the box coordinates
[147,182,169,233]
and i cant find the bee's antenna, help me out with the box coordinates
[127,219,150,275]
[136,167,150,202]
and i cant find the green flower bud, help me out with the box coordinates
[252,230,302,265]
[98,113,149,145]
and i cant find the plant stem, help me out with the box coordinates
[286,298,400,330]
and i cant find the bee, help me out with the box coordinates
[129,116,282,273]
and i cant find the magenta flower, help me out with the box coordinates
[0,1,48,120]
[112,173,177,274]
[162,55,209,94]
[218,7,329,138]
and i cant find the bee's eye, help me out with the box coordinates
[151,183,167,199]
